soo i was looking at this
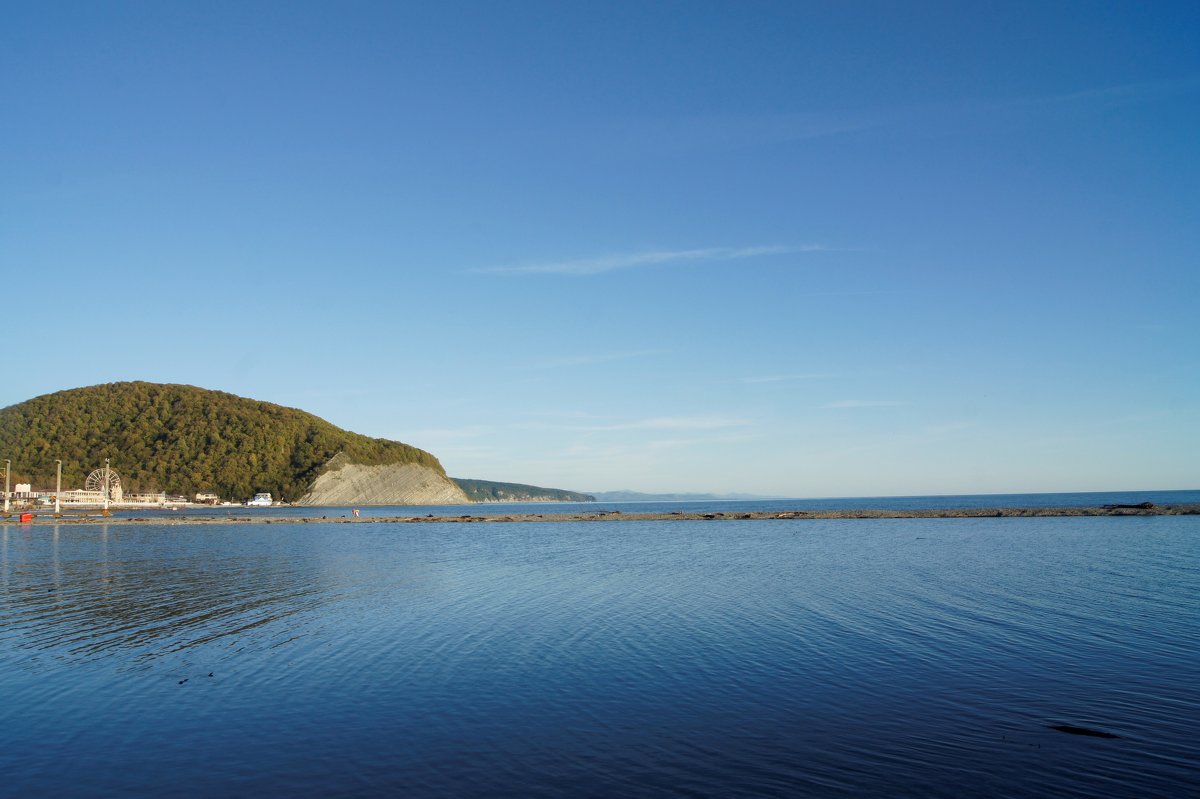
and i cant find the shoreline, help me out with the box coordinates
[4,504,1198,526]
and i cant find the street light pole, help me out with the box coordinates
[103,458,110,513]
[55,460,62,515]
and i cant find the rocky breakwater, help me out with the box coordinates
[295,459,468,506]
[20,503,1200,526]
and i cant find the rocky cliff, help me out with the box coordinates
[297,461,469,506]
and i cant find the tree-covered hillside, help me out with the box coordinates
[452,478,594,503]
[0,382,446,501]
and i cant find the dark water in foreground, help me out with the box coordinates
[2,514,1197,797]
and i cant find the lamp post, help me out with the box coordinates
[103,458,110,513]
[3,459,9,514]
[55,460,62,515]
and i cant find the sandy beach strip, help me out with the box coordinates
[4,504,1198,526]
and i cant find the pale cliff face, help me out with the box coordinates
[295,463,469,506]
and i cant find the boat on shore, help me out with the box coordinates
[246,493,273,507]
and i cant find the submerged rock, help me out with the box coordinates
[1049,724,1119,739]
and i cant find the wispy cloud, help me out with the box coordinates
[876,76,1200,137]
[536,349,668,369]
[474,244,828,276]
[822,400,908,409]
[921,421,972,436]
[400,425,493,440]
[427,444,498,460]
[558,432,758,458]
[596,110,879,155]
[792,289,904,297]
[524,414,752,433]
[525,409,607,420]
[1005,75,1200,110]
[609,415,751,431]
[395,427,499,466]
[741,373,832,384]
[1096,410,1169,427]
[530,76,1200,163]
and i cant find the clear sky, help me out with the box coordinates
[3,1,1198,497]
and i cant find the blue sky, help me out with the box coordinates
[3,1,1197,496]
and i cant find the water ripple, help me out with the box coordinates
[1,516,1197,797]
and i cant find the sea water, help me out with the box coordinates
[93,488,1200,521]
[1,510,1197,797]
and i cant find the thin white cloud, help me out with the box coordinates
[741,373,832,384]
[525,76,1200,164]
[1096,411,1169,427]
[552,431,758,460]
[1005,74,1200,109]
[523,414,752,432]
[525,409,606,420]
[583,110,881,157]
[400,425,493,440]
[614,416,751,431]
[822,400,908,409]
[558,442,635,459]
[871,76,1200,138]
[793,289,903,296]
[921,421,972,436]
[428,444,497,459]
[474,244,828,276]
[536,349,668,369]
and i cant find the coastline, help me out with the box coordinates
[5,504,1198,525]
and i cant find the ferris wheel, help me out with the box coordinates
[85,467,122,500]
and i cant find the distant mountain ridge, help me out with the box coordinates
[587,490,783,502]
[453,478,594,503]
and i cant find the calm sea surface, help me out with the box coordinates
[97,488,1200,520]
[2,504,1198,796]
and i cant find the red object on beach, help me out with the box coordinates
[19,513,33,523]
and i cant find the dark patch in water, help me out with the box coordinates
[1049,724,1119,739]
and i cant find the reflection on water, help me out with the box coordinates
[92,488,1200,521]
[1,516,1198,797]
[0,524,349,667]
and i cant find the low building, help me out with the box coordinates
[125,492,168,505]
[61,489,108,504]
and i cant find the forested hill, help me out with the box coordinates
[0,382,446,501]
[453,478,594,503]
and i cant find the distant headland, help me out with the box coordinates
[0,382,589,508]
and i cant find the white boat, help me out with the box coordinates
[246,492,273,507]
